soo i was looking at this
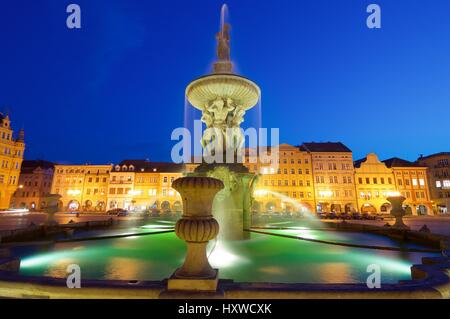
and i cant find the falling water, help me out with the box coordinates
[264,190,324,225]
[220,4,229,34]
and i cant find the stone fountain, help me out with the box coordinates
[387,195,410,230]
[186,5,260,240]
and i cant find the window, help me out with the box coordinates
[163,176,168,183]
[366,177,370,184]
[373,178,378,184]
[381,178,385,184]
[405,179,410,186]
[412,179,418,186]
[436,181,442,188]
[443,180,450,188]
[419,179,425,186]
[109,188,116,195]
[298,169,302,174]
[305,169,310,174]
[358,177,363,184]
[398,179,403,186]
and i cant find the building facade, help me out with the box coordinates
[25,143,438,216]
[11,160,54,210]
[108,160,183,212]
[0,113,25,209]
[383,158,432,215]
[300,142,357,213]
[354,153,397,214]
[245,144,315,214]
[51,164,111,211]
[417,152,450,214]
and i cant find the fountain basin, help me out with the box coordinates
[186,74,261,111]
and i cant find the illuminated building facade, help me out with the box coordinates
[417,152,450,214]
[51,164,111,211]
[11,160,54,210]
[246,144,315,214]
[0,113,25,209]
[300,142,357,213]
[354,153,397,214]
[382,158,432,215]
[18,146,436,216]
[108,160,183,212]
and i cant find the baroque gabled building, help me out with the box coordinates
[0,113,25,209]
[354,153,397,214]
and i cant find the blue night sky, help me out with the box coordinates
[0,0,449,164]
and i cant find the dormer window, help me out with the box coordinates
[122,165,128,171]
[115,165,121,171]
[129,165,134,171]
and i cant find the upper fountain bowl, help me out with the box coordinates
[186,73,261,111]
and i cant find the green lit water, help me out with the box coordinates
[13,223,438,284]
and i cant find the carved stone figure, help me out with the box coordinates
[216,23,231,61]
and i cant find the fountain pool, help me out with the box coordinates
[10,220,439,284]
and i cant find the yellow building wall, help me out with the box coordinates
[245,144,315,213]
[0,116,25,209]
[310,151,357,213]
[392,167,432,215]
[354,154,397,214]
[51,164,112,211]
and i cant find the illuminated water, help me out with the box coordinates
[12,219,438,284]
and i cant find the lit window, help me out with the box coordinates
[419,179,425,186]
[436,181,442,188]
[412,179,418,186]
[443,180,450,188]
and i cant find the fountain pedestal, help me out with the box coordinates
[167,176,224,292]
[192,163,257,240]
[387,196,410,230]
